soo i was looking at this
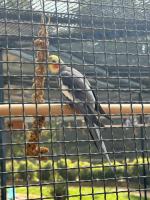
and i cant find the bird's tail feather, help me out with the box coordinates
[101,140,114,173]
[87,120,114,173]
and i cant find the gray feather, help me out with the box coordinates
[59,66,113,172]
[71,103,104,127]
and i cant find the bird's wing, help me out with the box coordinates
[62,68,112,122]
[71,102,105,127]
[60,70,104,127]
[71,68,91,87]
[91,87,113,122]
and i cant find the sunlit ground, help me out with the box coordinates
[11,186,150,200]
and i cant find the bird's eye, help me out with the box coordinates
[52,60,56,63]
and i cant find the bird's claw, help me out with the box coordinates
[67,103,72,109]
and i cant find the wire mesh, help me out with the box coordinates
[0,0,150,199]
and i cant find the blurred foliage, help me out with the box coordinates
[6,160,18,180]
[78,161,91,180]
[17,160,38,181]
[4,115,150,186]
[37,160,53,181]
[57,159,78,181]
[5,117,146,162]
[5,157,149,186]
[50,176,67,200]
[127,157,150,185]
[50,183,67,200]
[5,121,58,158]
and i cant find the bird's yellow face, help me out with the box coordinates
[48,55,63,74]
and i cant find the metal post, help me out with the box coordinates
[0,50,6,200]
[139,93,147,199]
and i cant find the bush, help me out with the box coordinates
[57,159,66,180]
[79,161,91,180]
[50,184,67,200]
[5,158,148,183]
[115,162,124,178]
[103,161,125,179]
[92,165,103,179]
[6,160,18,180]
[128,157,149,185]
[17,161,37,181]
[50,176,67,200]
[57,160,125,181]
[105,165,115,179]
[57,159,77,181]
[37,160,53,181]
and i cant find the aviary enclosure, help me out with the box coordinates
[0,0,150,199]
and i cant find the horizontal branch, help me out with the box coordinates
[0,104,149,117]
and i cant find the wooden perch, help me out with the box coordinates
[0,104,150,117]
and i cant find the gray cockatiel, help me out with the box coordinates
[48,55,113,171]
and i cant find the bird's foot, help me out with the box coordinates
[67,103,72,109]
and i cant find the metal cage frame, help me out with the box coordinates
[0,0,150,199]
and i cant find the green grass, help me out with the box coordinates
[15,186,149,200]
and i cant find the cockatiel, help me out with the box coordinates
[48,55,113,171]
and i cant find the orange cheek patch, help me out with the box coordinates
[53,64,59,69]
